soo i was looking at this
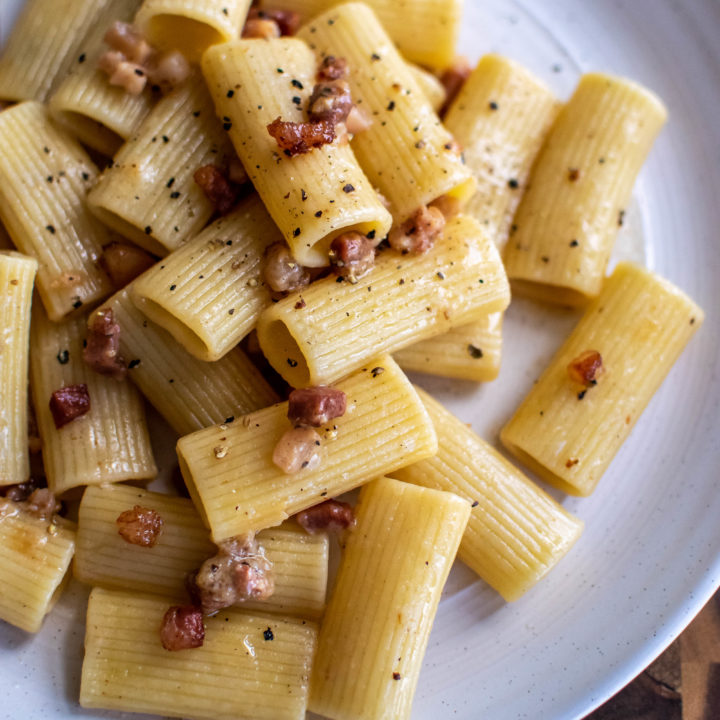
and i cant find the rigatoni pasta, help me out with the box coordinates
[48,0,154,156]
[75,484,329,620]
[201,37,392,267]
[501,262,704,496]
[81,588,318,720]
[297,2,475,227]
[30,306,157,495]
[0,252,37,486]
[103,287,278,436]
[394,312,503,383]
[88,75,235,255]
[0,102,113,321]
[131,195,278,361]
[444,54,558,250]
[0,501,75,633]
[177,355,437,541]
[309,477,470,720]
[503,73,667,305]
[257,214,510,387]
[393,388,583,601]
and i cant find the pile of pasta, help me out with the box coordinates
[0,1,704,719]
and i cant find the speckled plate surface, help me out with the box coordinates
[1,1,719,719]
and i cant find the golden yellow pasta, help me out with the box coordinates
[504,73,667,305]
[177,355,437,541]
[501,262,704,496]
[309,477,470,720]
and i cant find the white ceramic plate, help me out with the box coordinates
[1,1,719,719]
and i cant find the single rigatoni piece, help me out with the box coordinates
[0,500,75,632]
[0,102,113,321]
[0,252,37,486]
[503,74,667,305]
[105,287,277,436]
[88,75,235,256]
[30,306,157,495]
[48,0,154,156]
[501,262,704,496]
[81,588,317,720]
[135,0,252,62]
[297,3,475,227]
[393,388,583,601]
[257,214,509,387]
[202,38,391,267]
[0,0,113,102]
[394,312,503,382]
[309,477,470,720]
[407,62,446,113]
[444,54,558,250]
[131,195,278,361]
[75,484,329,620]
[177,355,437,541]
[267,0,462,70]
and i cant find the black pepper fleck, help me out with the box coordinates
[170,191,180,199]
[577,390,587,400]
[78,53,86,63]
[489,101,499,110]
[128,359,141,369]
[387,100,395,111]
[293,228,301,237]
[508,178,519,189]
[145,226,152,235]
[287,358,298,368]
[72,299,83,309]
[291,79,303,89]
[56,350,69,364]
[468,344,483,359]
[471,501,479,508]
[46,225,55,234]
[263,627,274,641]
[570,239,579,247]
[315,210,323,217]
[342,183,355,193]
[226,89,234,98]
[371,366,384,378]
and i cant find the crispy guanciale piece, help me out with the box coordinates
[98,51,147,95]
[242,17,281,39]
[266,116,336,156]
[193,165,240,216]
[308,81,353,124]
[567,350,604,386]
[25,488,60,520]
[296,499,356,535]
[329,232,375,282]
[116,505,164,547]
[101,242,156,289]
[49,384,90,429]
[262,242,311,294]
[388,205,446,254]
[440,56,472,116]
[145,50,191,92]
[0,478,43,502]
[84,308,127,380]
[104,21,153,65]
[318,55,349,81]
[187,534,275,615]
[288,387,347,427]
[272,427,322,474]
[247,7,301,37]
[160,605,205,651]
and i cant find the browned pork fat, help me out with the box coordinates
[194,165,240,216]
[266,116,336,156]
[567,350,604,386]
[329,232,375,282]
[296,499,355,534]
[25,488,60,521]
[308,80,353,124]
[272,427,322,474]
[388,205,446,254]
[318,55,349,81]
[247,7,301,36]
[262,242,311,293]
[101,242,155,289]
[83,308,126,380]
[49,384,90,429]
[439,56,472,116]
[160,605,205,651]
[288,387,347,427]
[242,17,281,38]
[116,505,164,547]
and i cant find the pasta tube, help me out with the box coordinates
[88,75,235,256]
[501,262,704,496]
[503,73,667,305]
[0,501,75,633]
[135,0,252,62]
[394,312,503,382]
[0,252,37,486]
[0,102,113,321]
[444,54,558,250]
[393,388,583,601]
[0,0,114,102]
[30,306,157,495]
[201,38,392,267]
[103,287,277,436]
[48,0,154,156]
[75,484,329,620]
[81,588,318,720]
[309,477,470,720]
[297,2,475,227]
[177,355,437,541]
[131,195,279,361]
[266,0,462,70]
[256,214,510,387]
